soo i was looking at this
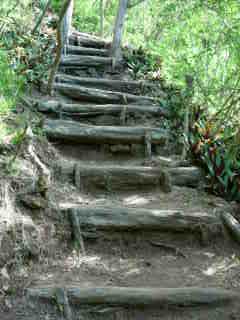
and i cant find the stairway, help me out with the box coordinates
[27,32,240,319]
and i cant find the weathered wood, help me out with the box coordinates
[70,210,86,254]
[55,74,155,94]
[168,167,203,187]
[69,33,110,48]
[72,164,202,191]
[60,55,113,67]
[67,206,222,233]
[37,101,170,118]
[27,286,238,307]
[47,0,73,94]
[61,0,74,49]
[67,45,108,56]
[111,0,129,60]
[44,120,168,145]
[54,83,156,104]
[221,212,240,244]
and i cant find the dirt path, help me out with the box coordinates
[2,31,240,320]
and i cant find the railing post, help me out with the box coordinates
[111,0,128,61]
[61,0,74,54]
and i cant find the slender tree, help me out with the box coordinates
[32,0,52,34]
[61,0,74,52]
[111,0,128,61]
[47,0,73,95]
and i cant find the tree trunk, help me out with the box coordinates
[47,0,73,95]
[221,212,240,244]
[54,83,156,104]
[37,100,170,118]
[55,73,156,94]
[67,206,221,233]
[32,0,52,34]
[27,286,238,307]
[44,120,168,145]
[111,0,129,61]
[61,0,74,51]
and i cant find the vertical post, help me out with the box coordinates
[111,0,128,61]
[61,0,74,54]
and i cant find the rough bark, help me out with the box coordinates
[72,164,202,191]
[61,0,74,50]
[168,167,203,187]
[37,101,170,118]
[44,120,168,145]
[60,55,113,67]
[67,45,108,56]
[67,206,222,233]
[47,0,73,94]
[221,212,240,244]
[111,0,129,61]
[32,0,52,34]
[55,74,155,94]
[69,33,110,48]
[27,286,238,307]
[54,83,156,104]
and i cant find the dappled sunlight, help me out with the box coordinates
[202,255,240,276]
[123,195,151,206]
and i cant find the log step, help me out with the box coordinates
[54,83,157,104]
[66,206,222,234]
[37,101,170,118]
[60,55,113,68]
[26,286,238,307]
[67,45,109,56]
[44,119,168,145]
[55,74,155,94]
[69,32,110,48]
[56,162,203,190]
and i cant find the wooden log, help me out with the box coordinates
[55,74,155,94]
[221,212,240,244]
[60,55,113,67]
[67,45,108,56]
[69,33,110,48]
[37,101,170,118]
[26,286,238,307]
[67,206,222,233]
[54,83,157,104]
[72,164,202,191]
[168,167,203,187]
[44,120,168,145]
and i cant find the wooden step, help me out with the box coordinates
[54,83,157,104]
[44,120,168,145]
[66,206,222,234]
[55,162,203,190]
[38,101,170,119]
[55,74,155,94]
[60,55,113,68]
[67,45,108,56]
[69,32,110,48]
[27,286,238,307]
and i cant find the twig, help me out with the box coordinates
[149,240,187,258]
